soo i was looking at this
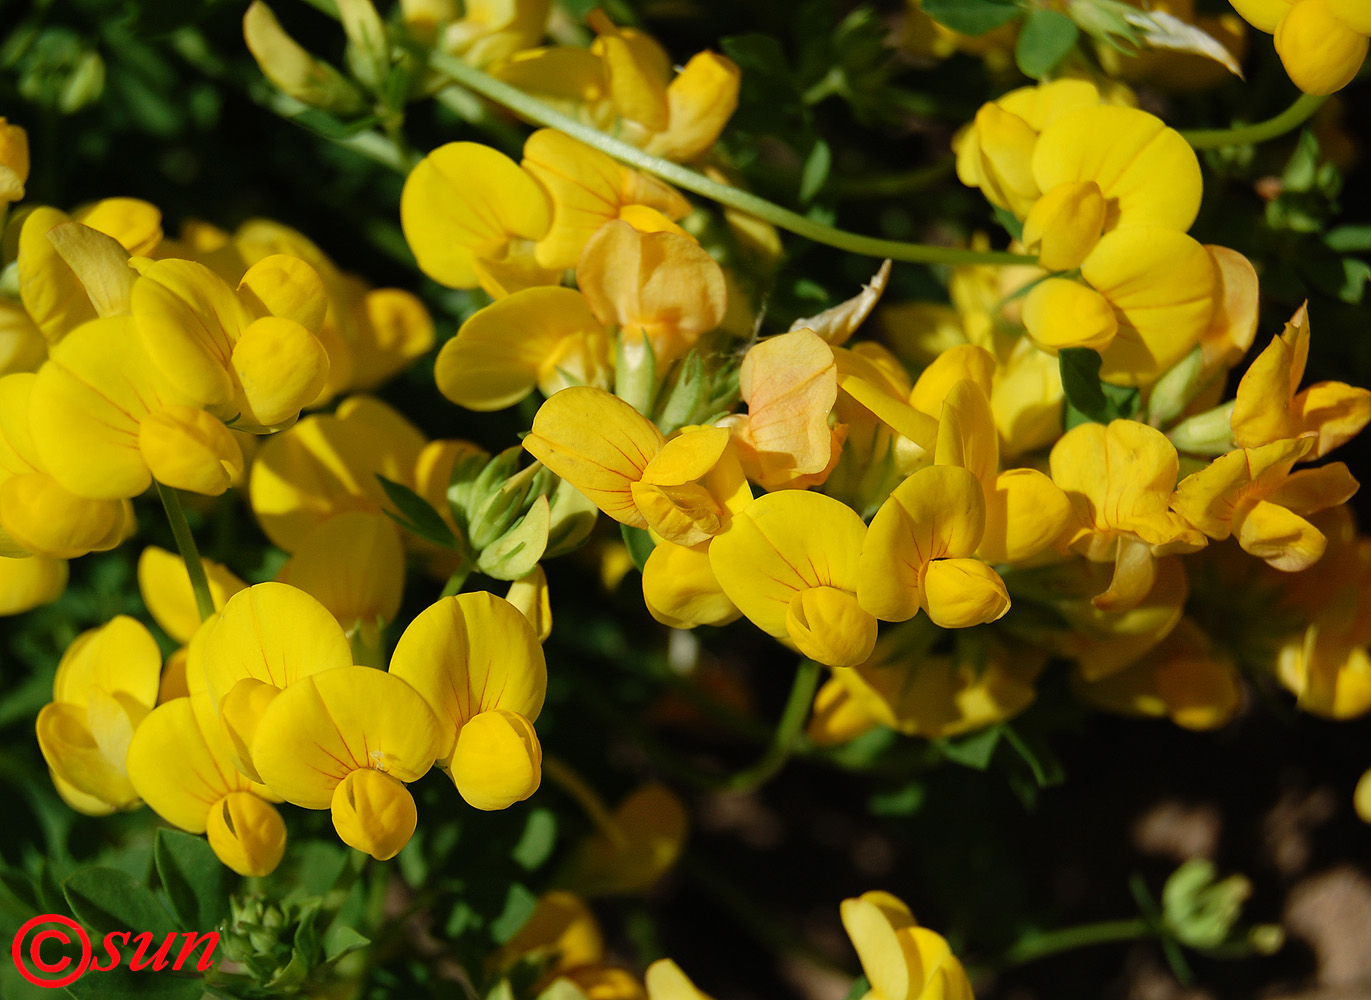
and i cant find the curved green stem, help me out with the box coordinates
[424,51,1034,268]
[1182,93,1326,149]
[712,658,822,794]
[1000,917,1153,968]
[543,754,628,848]
[156,481,215,623]
[827,158,955,200]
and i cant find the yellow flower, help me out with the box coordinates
[497,891,647,1000]
[0,117,29,204]
[0,553,67,615]
[1231,304,1371,459]
[127,693,287,876]
[1172,437,1358,571]
[138,546,246,645]
[401,142,558,297]
[1231,0,1370,94]
[558,784,688,897]
[131,255,330,431]
[859,465,1011,629]
[1072,618,1242,730]
[0,372,135,556]
[709,490,878,668]
[576,221,727,370]
[436,286,613,411]
[276,510,405,631]
[389,592,547,810]
[252,665,444,859]
[840,891,974,1000]
[645,960,715,1000]
[36,616,162,815]
[642,537,740,629]
[437,0,549,67]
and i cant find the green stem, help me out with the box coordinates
[423,51,1035,268]
[543,754,627,848]
[712,658,822,794]
[1000,917,1153,968]
[827,158,955,200]
[156,481,215,622]
[1182,93,1326,149]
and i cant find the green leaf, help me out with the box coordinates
[1059,348,1140,427]
[1015,9,1080,78]
[377,475,458,548]
[63,868,177,937]
[489,883,538,945]
[939,725,1002,770]
[155,829,232,932]
[322,923,370,964]
[290,109,381,141]
[66,970,208,1000]
[842,975,872,1000]
[868,782,926,817]
[921,0,1020,36]
[620,524,656,574]
[992,205,1024,242]
[1002,725,1064,788]
[510,809,558,872]
[799,139,831,204]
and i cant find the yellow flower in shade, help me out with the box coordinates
[506,565,552,642]
[435,287,613,411]
[1072,618,1242,730]
[721,328,844,490]
[249,395,427,551]
[130,256,330,431]
[388,592,547,811]
[1232,305,1371,459]
[524,387,751,544]
[276,510,405,632]
[1050,420,1204,611]
[840,891,974,1000]
[858,465,1011,629]
[497,892,646,1000]
[0,372,135,557]
[438,0,549,67]
[1231,0,1369,94]
[190,582,354,780]
[1270,508,1371,718]
[36,616,162,815]
[577,221,727,369]
[1357,768,1371,824]
[401,142,557,297]
[1172,437,1358,571]
[557,784,688,897]
[934,378,1072,565]
[813,631,1046,744]
[0,553,67,615]
[709,490,878,668]
[522,128,692,270]
[127,693,286,876]
[0,117,27,203]
[137,546,246,646]
[18,199,162,344]
[645,960,715,1000]
[25,317,244,499]
[252,666,443,859]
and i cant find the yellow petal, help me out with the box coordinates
[840,894,920,1000]
[278,511,404,627]
[140,405,243,496]
[0,553,67,615]
[1327,0,1371,33]
[909,344,997,419]
[400,142,551,289]
[138,546,246,645]
[642,539,741,628]
[436,287,608,411]
[1022,180,1106,270]
[523,386,665,527]
[785,586,877,667]
[1265,461,1359,515]
[858,465,986,622]
[52,614,162,710]
[732,328,838,484]
[349,287,436,391]
[218,677,280,781]
[559,783,689,897]
[389,591,547,765]
[643,51,742,162]
[498,890,605,974]
[231,316,329,428]
[1234,499,1326,571]
[0,118,28,203]
[19,207,101,342]
[934,378,999,487]
[0,473,130,558]
[1295,381,1371,458]
[1171,438,1311,538]
[644,959,715,1000]
[981,468,1072,565]
[708,490,866,637]
[1199,246,1260,371]
[207,792,287,876]
[589,13,671,131]
[922,557,1010,628]
[36,701,139,811]
[1230,0,1293,32]
[505,565,552,642]
[449,708,542,811]
[806,677,881,747]
[44,222,135,319]
[331,768,419,859]
[237,253,327,332]
[1275,0,1369,94]
[197,582,352,702]
[253,666,443,808]
[1022,278,1119,353]
[966,103,1041,216]
[1033,106,1203,234]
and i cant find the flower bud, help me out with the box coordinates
[450,708,542,811]
[331,768,419,860]
[207,792,287,877]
